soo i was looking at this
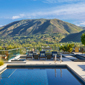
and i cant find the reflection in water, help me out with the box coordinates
[0,69,82,85]
[55,69,57,77]
[0,74,2,79]
[54,69,62,77]
[60,69,62,77]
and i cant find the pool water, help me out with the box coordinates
[0,68,82,85]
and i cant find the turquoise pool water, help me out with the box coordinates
[0,68,82,85]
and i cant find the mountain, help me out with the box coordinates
[0,19,83,37]
[82,27,85,30]
[61,30,85,42]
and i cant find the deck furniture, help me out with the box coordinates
[52,51,57,58]
[52,51,60,60]
[39,51,46,59]
[34,54,39,59]
[26,51,33,59]
[46,54,51,59]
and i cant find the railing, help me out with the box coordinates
[0,47,60,61]
[0,48,22,61]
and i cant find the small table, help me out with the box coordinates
[47,54,51,59]
[34,54,39,59]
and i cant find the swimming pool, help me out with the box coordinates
[0,68,82,85]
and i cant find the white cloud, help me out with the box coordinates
[11,2,85,26]
[75,21,85,26]
[79,22,85,25]
[12,14,25,19]
[44,0,57,3]
[43,0,84,3]
[75,24,80,26]
[12,16,20,19]
[0,25,3,27]
[20,14,25,17]
[33,0,84,3]
[23,3,85,20]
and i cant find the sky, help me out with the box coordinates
[0,0,85,27]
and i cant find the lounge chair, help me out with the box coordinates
[52,51,60,59]
[26,51,33,59]
[39,51,46,59]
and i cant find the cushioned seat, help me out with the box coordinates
[52,51,57,58]
[39,51,46,59]
[26,51,33,59]
[52,51,60,59]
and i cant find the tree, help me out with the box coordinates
[81,32,85,45]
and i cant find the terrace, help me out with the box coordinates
[0,47,85,85]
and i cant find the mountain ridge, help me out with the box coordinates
[0,19,83,37]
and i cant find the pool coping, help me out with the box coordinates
[67,65,85,85]
[6,64,85,85]
[0,64,7,74]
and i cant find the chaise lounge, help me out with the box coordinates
[39,51,47,59]
[52,51,60,59]
[26,51,33,59]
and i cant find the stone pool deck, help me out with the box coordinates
[0,54,85,83]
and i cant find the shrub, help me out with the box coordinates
[0,59,4,66]
[60,44,74,53]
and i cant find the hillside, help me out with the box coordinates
[0,19,83,37]
[82,27,85,30]
[61,30,85,42]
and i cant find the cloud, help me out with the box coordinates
[12,14,25,19]
[43,0,57,3]
[79,22,85,25]
[43,0,84,3]
[0,25,3,27]
[75,24,80,26]
[33,0,83,3]
[75,21,85,26]
[12,16,20,19]
[11,2,85,26]
[24,3,85,20]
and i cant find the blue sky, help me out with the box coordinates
[0,0,85,27]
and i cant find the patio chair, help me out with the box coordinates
[39,51,47,59]
[52,51,60,59]
[26,51,33,59]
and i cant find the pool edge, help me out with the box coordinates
[1,64,85,84]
